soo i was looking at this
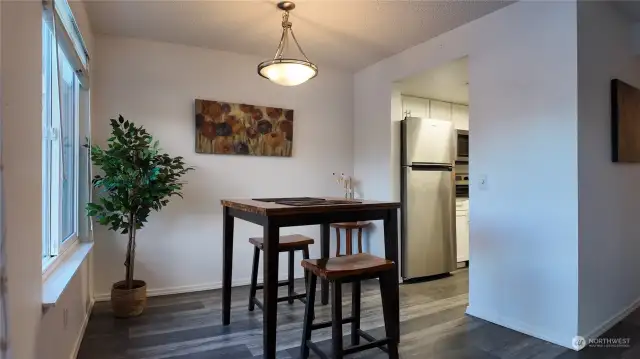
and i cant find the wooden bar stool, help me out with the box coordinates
[248,234,314,311]
[299,253,399,359]
[330,221,371,256]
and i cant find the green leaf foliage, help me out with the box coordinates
[86,115,194,232]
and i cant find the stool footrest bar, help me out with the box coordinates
[277,293,306,302]
[343,338,391,355]
[310,316,355,330]
[358,329,389,353]
[255,279,290,290]
[251,292,306,311]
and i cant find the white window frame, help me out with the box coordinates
[42,17,81,275]
[58,65,80,256]
[42,19,53,268]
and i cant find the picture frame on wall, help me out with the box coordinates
[611,79,640,163]
[195,99,294,157]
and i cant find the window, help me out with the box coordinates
[42,18,80,270]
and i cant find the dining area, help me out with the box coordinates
[220,197,401,359]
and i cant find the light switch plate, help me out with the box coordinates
[479,174,488,191]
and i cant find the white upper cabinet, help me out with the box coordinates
[429,100,452,122]
[452,104,469,130]
[402,97,429,118]
[402,96,468,129]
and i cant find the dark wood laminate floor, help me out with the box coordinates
[78,269,640,359]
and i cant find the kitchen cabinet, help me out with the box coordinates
[401,96,469,130]
[430,100,452,122]
[452,104,469,130]
[402,97,429,118]
[455,200,469,263]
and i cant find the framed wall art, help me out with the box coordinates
[195,99,293,157]
[612,79,640,163]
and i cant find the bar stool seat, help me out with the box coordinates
[249,234,314,250]
[300,254,399,359]
[301,253,393,280]
[248,234,314,311]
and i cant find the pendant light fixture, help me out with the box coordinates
[258,1,318,86]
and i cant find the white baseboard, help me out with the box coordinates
[582,295,640,342]
[70,298,94,359]
[94,276,300,302]
[466,305,573,350]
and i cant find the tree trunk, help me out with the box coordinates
[127,222,137,289]
[125,213,136,289]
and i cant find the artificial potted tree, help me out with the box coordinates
[87,116,193,317]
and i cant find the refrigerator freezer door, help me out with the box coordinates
[403,117,454,165]
[402,167,457,279]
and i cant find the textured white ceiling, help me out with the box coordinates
[84,0,512,71]
[396,56,468,104]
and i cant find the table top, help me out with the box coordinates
[221,197,400,216]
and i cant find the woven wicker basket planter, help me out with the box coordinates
[111,280,147,318]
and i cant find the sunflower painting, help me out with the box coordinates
[195,99,294,157]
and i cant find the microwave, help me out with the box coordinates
[456,130,469,162]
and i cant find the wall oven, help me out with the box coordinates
[456,130,469,162]
[455,173,469,198]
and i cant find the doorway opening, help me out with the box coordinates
[394,56,470,290]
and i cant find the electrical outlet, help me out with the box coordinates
[63,308,69,330]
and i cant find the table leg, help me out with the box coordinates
[263,221,280,359]
[222,207,234,326]
[320,223,330,305]
[383,209,400,343]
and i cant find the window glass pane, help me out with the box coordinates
[59,47,76,242]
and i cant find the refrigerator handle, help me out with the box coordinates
[409,164,453,171]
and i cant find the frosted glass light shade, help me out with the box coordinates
[258,59,318,86]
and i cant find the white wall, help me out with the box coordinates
[577,1,640,338]
[37,261,92,359]
[92,35,354,298]
[354,1,580,348]
[0,1,94,358]
[36,0,96,355]
[2,2,44,358]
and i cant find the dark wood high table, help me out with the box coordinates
[220,197,401,359]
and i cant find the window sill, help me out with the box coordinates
[42,236,79,279]
[42,241,94,311]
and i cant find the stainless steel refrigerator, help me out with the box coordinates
[400,117,457,280]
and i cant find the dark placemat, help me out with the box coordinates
[275,199,361,206]
[252,197,324,203]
